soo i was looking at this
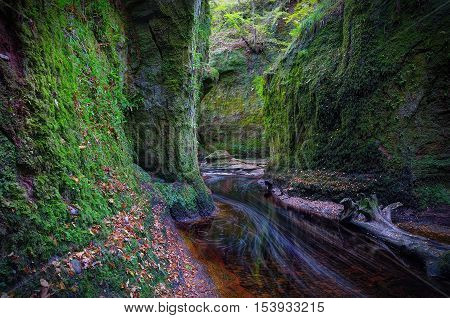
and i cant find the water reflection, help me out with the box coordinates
[181,177,450,297]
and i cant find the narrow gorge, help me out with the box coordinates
[0,0,449,298]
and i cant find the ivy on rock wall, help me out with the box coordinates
[264,0,450,206]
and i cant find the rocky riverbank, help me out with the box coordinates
[201,150,267,178]
[199,151,449,278]
[257,178,450,278]
[260,172,450,246]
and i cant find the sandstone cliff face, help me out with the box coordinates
[264,0,449,205]
[0,0,212,292]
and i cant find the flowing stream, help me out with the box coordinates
[181,176,450,297]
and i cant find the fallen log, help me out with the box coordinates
[340,196,450,277]
[259,180,450,278]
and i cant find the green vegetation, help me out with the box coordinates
[0,0,138,290]
[199,0,295,159]
[263,0,450,206]
[125,0,214,214]
[286,0,333,38]
[415,185,450,208]
[1,0,449,298]
[200,0,339,159]
[201,0,449,206]
[0,0,212,295]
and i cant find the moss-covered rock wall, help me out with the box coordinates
[125,0,214,219]
[0,0,213,292]
[0,0,139,289]
[264,0,450,205]
[199,52,268,159]
[198,0,294,159]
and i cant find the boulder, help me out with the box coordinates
[204,150,232,163]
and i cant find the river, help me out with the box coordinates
[180,176,450,297]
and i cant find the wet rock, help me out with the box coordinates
[70,259,82,274]
[125,0,215,221]
[205,150,232,163]
[247,168,265,177]
[68,205,79,216]
[256,179,266,186]
[272,187,282,196]
[201,156,267,177]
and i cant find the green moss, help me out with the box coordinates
[438,252,450,278]
[210,50,247,74]
[56,209,166,298]
[414,184,450,208]
[125,1,214,212]
[199,0,298,160]
[0,0,214,295]
[199,68,269,158]
[264,0,450,205]
[153,182,200,221]
[0,0,143,290]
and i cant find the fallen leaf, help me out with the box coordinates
[70,176,79,183]
[40,279,49,288]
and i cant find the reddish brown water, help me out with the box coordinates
[181,176,450,297]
